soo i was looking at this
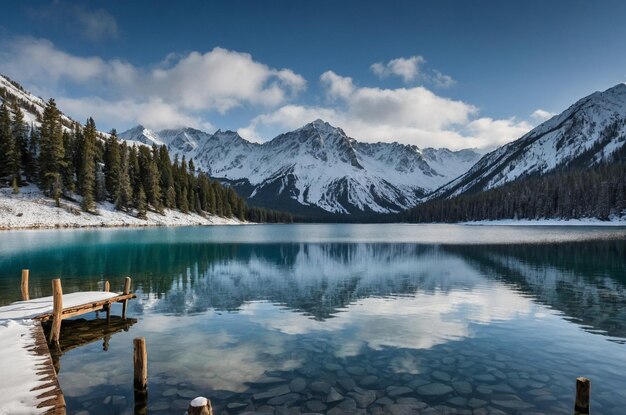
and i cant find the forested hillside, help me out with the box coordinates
[402,159,626,223]
[0,97,292,223]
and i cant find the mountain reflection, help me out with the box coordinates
[120,240,626,342]
[1,238,625,342]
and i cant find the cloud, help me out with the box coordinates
[28,2,119,42]
[57,96,214,132]
[0,37,306,130]
[432,70,456,88]
[531,109,556,122]
[370,56,456,88]
[0,37,135,87]
[371,56,425,83]
[240,71,530,150]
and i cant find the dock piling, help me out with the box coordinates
[575,377,590,414]
[103,280,111,322]
[122,277,131,320]
[188,397,213,415]
[133,337,148,391]
[133,336,148,414]
[50,278,63,346]
[21,269,29,301]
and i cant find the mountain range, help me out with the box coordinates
[2,71,626,220]
[431,83,626,200]
[119,121,482,216]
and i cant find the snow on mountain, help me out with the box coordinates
[431,83,626,199]
[0,74,75,128]
[121,120,482,215]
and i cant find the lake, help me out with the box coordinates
[1,224,626,414]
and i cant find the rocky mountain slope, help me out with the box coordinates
[121,120,481,216]
[431,83,626,199]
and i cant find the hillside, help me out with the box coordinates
[0,74,290,228]
[121,120,481,217]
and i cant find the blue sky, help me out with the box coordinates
[1,0,626,149]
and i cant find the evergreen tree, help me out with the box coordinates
[26,125,39,181]
[61,130,75,194]
[38,99,65,195]
[104,130,122,201]
[0,103,14,179]
[116,143,133,210]
[80,118,97,212]
[11,102,27,184]
[137,184,147,219]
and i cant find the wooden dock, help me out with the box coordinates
[0,274,136,415]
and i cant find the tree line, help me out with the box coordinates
[401,159,626,223]
[0,98,292,223]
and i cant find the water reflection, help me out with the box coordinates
[1,227,625,414]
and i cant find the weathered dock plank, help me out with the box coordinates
[0,277,136,414]
[0,320,65,414]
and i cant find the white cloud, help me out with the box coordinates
[57,96,214,132]
[432,70,456,88]
[531,109,556,122]
[240,71,531,150]
[371,56,425,83]
[0,37,306,130]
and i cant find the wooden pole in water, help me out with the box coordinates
[575,377,590,414]
[50,278,63,346]
[122,277,131,319]
[133,337,148,391]
[103,280,111,322]
[188,397,213,415]
[21,269,29,301]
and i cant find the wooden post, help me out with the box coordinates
[21,269,29,301]
[575,377,590,414]
[122,277,131,319]
[188,397,212,415]
[103,280,111,322]
[133,337,148,391]
[50,279,63,346]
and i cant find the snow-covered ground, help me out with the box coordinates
[0,320,56,414]
[0,185,244,230]
[462,217,626,226]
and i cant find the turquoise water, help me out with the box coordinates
[1,224,625,414]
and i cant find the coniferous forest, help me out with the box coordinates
[0,98,292,223]
[401,159,626,223]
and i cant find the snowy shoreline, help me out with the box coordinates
[0,186,245,231]
[461,217,626,227]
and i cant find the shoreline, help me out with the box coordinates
[0,186,245,232]
[460,218,626,227]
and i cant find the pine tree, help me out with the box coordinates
[116,143,133,210]
[11,102,28,183]
[137,184,147,219]
[38,99,65,195]
[166,186,176,209]
[61,130,75,194]
[0,102,14,179]
[80,118,97,212]
[104,130,121,200]
[26,125,39,181]
[147,158,163,213]
[180,186,189,213]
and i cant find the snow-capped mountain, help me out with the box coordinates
[431,83,626,199]
[121,120,482,215]
[0,74,76,128]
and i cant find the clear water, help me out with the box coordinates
[1,224,625,414]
